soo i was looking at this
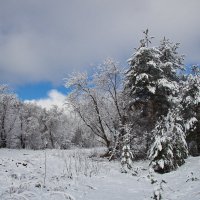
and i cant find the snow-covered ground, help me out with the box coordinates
[0,148,199,200]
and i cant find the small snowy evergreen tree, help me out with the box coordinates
[121,124,134,173]
[181,65,200,155]
[149,109,188,173]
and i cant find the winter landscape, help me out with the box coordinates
[0,1,200,200]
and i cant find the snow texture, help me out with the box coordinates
[0,148,199,200]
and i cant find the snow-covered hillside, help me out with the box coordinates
[0,148,199,200]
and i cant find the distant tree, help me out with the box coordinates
[0,85,77,150]
[21,103,43,149]
[44,106,71,149]
[0,85,21,148]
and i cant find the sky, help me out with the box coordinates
[0,0,199,108]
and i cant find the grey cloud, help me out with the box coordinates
[0,0,199,85]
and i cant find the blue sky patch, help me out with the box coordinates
[15,82,67,100]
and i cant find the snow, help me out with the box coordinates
[136,73,149,83]
[147,60,157,67]
[0,148,200,200]
[158,159,164,169]
[147,85,156,94]
[185,117,198,131]
[157,78,177,90]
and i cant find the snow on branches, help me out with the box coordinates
[149,110,188,173]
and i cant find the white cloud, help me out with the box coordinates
[0,0,200,85]
[25,89,66,110]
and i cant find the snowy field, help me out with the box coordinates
[0,148,199,200]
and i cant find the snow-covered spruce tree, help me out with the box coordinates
[124,31,184,157]
[125,32,184,127]
[157,37,184,115]
[124,30,162,131]
[149,109,188,173]
[123,30,163,157]
[159,37,184,80]
[121,124,134,173]
[181,65,200,156]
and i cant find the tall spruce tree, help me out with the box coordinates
[123,31,186,162]
[124,32,184,153]
[125,33,184,126]
[124,30,162,131]
[156,37,184,116]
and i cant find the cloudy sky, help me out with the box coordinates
[0,0,199,107]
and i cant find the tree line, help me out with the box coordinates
[0,85,99,149]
